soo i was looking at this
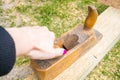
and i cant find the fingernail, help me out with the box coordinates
[63,49,67,55]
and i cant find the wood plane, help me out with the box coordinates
[30,5,102,80]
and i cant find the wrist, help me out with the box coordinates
[5,28,20,56]
[6,27,35,56]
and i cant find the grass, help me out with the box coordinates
[0,0,119,79]
[16,56,30,67]
[15,0,83,36]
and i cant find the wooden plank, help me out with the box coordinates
[98,0,120,9]
[53,7,120,80]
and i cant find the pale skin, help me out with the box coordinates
[6,26,65,60]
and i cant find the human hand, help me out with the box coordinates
[6,26,66,60]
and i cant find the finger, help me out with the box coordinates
[28,48,67,60]
[50,48,67,56]
[28,50,53,60]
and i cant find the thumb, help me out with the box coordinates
[28,48,67,60]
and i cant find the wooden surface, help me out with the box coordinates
[84,5,98,29]
[52,7,120,80]
[98,0,120,9]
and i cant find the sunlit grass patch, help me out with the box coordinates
[16,57,30,67]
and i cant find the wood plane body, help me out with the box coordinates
[30,24,102,80]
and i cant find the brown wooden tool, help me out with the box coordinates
[84,5,98,30]
[54,5,98,50]
[30,6,102,80]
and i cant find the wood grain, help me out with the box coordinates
[98,0,120,9]
[84,5,98,29]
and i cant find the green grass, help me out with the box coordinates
[0,0,119,79]
[14,0,108,37]
[0,1,2,6]
[16,57,30,67]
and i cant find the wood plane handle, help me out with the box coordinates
[84,5,98,30]
[54,39,64,48]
